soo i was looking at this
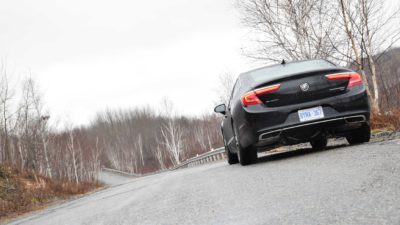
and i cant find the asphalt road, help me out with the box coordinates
[6,139,400,225]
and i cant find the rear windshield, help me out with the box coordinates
[244,60,336,84]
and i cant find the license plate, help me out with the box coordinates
[298,106,324,122]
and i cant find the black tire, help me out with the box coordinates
[222,132,239,165]
[226,147,239,165]
[238,145,257,166]
[310,137,328,150]
[346,123,371,145]
[233,124,257,166]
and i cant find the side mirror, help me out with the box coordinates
[214,104,226,115]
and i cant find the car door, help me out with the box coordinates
[222,78,241,152]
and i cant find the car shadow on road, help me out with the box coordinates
[256,144,348,164]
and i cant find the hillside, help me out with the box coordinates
[0,165,100,221]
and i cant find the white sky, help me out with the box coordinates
[0,0,255,126]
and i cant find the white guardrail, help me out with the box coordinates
[172,147,225,170]
[102,147,225,177]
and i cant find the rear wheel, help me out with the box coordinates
[226,148,239,165]
[222,132,239,165]
[346,123,371,145]
[238,146,257,166]
[310,137,328,150]
[233,124,257,166]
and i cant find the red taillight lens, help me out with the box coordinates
[241,84,281,107]
[325,72,363,88]
[242,92,262,106]
[348,73,363,88]
[254,84,281,95]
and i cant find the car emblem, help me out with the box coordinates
[300,82,310,92]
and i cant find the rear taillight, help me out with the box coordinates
[254,84,281,95]
[242,92,262,106]
[242,84,281,107]
[325,72,363,88]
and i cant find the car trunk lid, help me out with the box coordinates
[254,69,349,107]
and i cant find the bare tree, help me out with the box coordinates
[27,78,52,178]
[337,0,400,113]
[215,72,236,105]
[155,144,166,170]
[137,134,145,167]
[0,64,14,162]
[162,118,183,165]
[66,127,79,183]
[237,0,342,62]
[160,98,183,165]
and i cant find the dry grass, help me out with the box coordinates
[0,165,101,220]
[371,109,400,131]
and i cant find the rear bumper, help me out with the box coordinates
[235,87,370,149]
[254,114,368,149]
[259,115,366,140]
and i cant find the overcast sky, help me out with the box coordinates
[1,0,255,126]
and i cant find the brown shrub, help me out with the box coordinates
[0,165,101,220]
[371,109,400,131]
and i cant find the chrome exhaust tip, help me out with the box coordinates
[344,115,366,124]
[259,130,281,140]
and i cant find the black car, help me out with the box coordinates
[214,59,370,166]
